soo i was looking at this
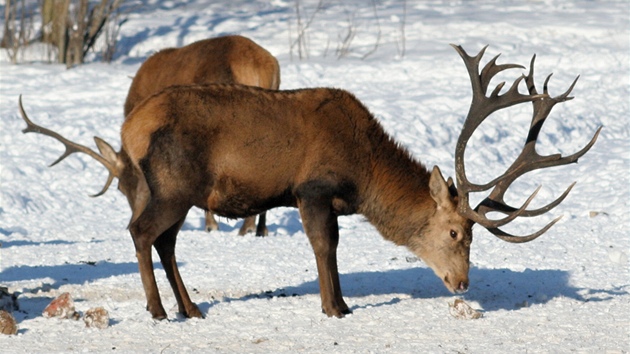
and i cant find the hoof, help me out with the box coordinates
[205,226,218,233]
[151,312,168,320]
[237,227,255,236]
[322,307,352,318]
[184,305,204,319]
[255,227,268,237]
[148,304,168,320]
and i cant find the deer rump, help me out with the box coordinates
[123,84,369,225]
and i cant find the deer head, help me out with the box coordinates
[407,45,601,295]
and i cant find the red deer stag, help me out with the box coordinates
[125,35,280,236]
[19,45,600,319]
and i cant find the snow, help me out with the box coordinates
[0,0,628,352]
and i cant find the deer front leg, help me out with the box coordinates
[299,198,350,318]
[153,216,203,318]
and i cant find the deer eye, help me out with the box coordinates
[450,230,458,239]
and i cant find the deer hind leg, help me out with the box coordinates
[238,216,256,236]
[204,210,219,232]
[129,201,190,320]
[255,212,268,237]
[153,215,203,319]
[238,213,268,236]
[299,197,350,318]
[133,237,166,319]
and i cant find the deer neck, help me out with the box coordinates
[358,140,435,247]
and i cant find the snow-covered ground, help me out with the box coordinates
[0,0,628,352]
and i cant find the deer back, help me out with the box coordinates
[123,35,280,116]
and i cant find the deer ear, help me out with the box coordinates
[130,172,151,225]
[94,137,119,166]
[446,176,459,198]
[429,166,454,208]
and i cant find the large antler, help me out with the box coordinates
[18,95,121,197]
[451,45,602,243]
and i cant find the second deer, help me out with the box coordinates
[125,35,280,236]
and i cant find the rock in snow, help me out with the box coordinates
[0,310,18,335]
[84,307,110,329]
[42,292,79,320]
[449,299,483,320]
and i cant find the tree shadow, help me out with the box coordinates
[0,226,29,237]
[0,239,79,248]
[115,4,291,62]
[1,261,139,292]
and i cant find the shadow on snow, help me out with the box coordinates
[3,258,626,319]
[209,266,627,315]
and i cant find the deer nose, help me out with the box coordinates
[456,281,469,294]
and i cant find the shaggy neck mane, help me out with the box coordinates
[358,121,435,246]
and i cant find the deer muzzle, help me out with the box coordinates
[444,273,469,294]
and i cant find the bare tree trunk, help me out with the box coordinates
[88,0,109,42]
[101,0,126,62]
[1,0,16,49]
[5,0,124,66]
[54,0,71,63]
[2,0,34,64]
[66,0,88,67]
[41,0,54,43]
[41,0,70,47]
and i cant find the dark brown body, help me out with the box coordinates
[120,84,471,318]
[124,85,430,226]
[124,35,280,235]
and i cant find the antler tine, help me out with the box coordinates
[477,182,576,219]
[18,95,120,197]
[450,44,488,94]
[475,118,600,225]
[451,45,537,114]
[543,73,579,102]
[481,54,525,96]
[453,46,547,198]
[451,45,601,242]
[465,185,543,227]
[91,172,116,197]
[486,215,563,243]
